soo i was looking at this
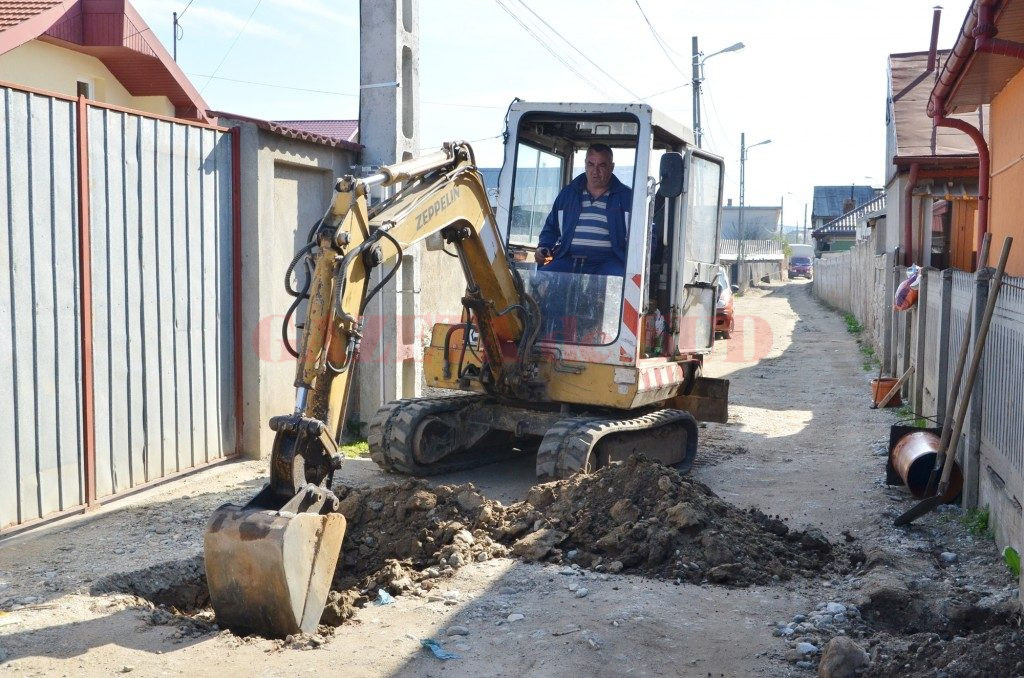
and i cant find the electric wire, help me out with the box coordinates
[189,73,506,110]
[641,81,691,100]
[201,0,264,94]
[632,0,688,78]
[513,0,640,100]
[177,0,197,19]
[491,0,616,99]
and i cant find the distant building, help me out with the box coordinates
[811,186,877,231]
[812,193,886,253]
[721,205,781,240]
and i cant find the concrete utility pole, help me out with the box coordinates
[691,37,744,149]
[357,0,421,427]
[691,36,701,148]
[738,132,771,262]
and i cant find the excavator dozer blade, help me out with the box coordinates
[203,504,346,638]
[669,377,730,424]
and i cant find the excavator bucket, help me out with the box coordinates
[669,377,730,424]
[204,500,346,638]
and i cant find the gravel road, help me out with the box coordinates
[1,279,1017,677]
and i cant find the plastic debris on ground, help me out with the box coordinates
[421,638,461,660]
[374,588,395,606]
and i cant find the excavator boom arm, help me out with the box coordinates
[204,143,536,639]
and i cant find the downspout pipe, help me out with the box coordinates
[974,0,1024,60]
[926,0,1024,262]
[930,115,990,258]
[904,163,921,266]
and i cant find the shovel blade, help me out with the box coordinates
[204,504,346,637]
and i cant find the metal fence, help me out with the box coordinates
[0,87,85,529]
[86,106,236,499]
[0,83,238,532]
[813,239,1024,581]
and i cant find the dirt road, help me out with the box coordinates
[1,279,1018,677]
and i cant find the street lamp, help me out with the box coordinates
[691,37,744,148]
[738,132,771,262]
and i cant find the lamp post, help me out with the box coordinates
[691,38,744,149]
[738,132,771,263]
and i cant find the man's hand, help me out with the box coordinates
[534,247,552,264]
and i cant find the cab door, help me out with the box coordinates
[669,151,724,357]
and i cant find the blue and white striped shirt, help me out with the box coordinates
[570,191,612,255]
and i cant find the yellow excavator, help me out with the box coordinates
[204,102,729,637]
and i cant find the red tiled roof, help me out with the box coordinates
[274,120,359,144]
[0,1,64,30]
[209,111,363,152]
[0,0,210,122]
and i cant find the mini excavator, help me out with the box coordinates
[204,102,729,637]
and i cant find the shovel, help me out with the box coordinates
[895,235,1011,526]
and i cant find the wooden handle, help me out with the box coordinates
[878,365,914,408]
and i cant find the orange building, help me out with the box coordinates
[932,0,1024,276]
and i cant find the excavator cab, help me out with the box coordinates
[497,102,724,379]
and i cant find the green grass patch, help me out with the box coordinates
[860,343,878,372]
[1003,547,1021,578]
[893,404,927,427]
[843,313,863,334]
[340,439,370,458]
[962,507,994,539]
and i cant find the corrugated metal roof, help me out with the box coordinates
[211,111,363,152]
[813,193,887,237]
[273,119,359,143]
[811,185,877,219]
[0,0,63,30]
[889,50,986,158]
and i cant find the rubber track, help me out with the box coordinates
[367,394,520,476]
[535,409,698,482]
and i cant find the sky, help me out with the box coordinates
[133,0,975,229]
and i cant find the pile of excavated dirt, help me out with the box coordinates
[95,457,857,632]
[319,479,510,624]
[505,455,861,585]
[866,620,1024,677]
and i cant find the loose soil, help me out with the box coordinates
[94,455,857,630]
[1,280,1019,678]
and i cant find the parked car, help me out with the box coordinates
[714,266,739,340]
[788,256,813,279]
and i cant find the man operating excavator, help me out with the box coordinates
[533,143,632,276]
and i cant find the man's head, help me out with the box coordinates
[584,143,614,195]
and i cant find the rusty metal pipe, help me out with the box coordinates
[891,431,963,501]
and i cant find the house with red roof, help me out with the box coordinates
[0,0,210,121]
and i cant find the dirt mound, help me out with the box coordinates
[505,455,855,586]
[320,480,510,623]
[866,620,1024,677]
[96,457,851,633]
